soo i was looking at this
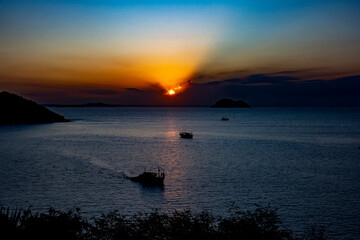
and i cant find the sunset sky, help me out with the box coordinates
[1,0,359,106]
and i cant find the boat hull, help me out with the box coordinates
[129,172,165,186]
[179,132,193,138]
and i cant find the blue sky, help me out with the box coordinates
[0,0,359,105]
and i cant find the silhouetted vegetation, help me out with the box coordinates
[210,98,250,108]
[0,205,326,240]
[0,91,68,125]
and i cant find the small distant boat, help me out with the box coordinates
[221,117,229,121]
[129,168,165,186]
[179,132,193,139]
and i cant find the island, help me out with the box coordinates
[0,91,69,125]
[210,98,250,108]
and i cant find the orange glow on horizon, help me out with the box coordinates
[0,6,227,96]
[165,82,190,96]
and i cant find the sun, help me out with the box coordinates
[165,81,191,96]
[166,86,181,96]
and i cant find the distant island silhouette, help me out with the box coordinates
[0,91,69,125]
[48,99,251,108]
[210,98,250,108]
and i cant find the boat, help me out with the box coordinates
[221,117,229,121]
[129,168,165,186]
[179,132,193,138]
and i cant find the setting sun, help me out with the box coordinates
[165,82,190,96]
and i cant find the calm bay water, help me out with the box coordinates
[1,107,360,239]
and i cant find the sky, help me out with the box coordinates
[0,0,359,106]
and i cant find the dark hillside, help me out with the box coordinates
[0,91,69,125]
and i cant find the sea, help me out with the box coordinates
[0,107,359,239]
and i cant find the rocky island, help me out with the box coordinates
[210,98,250,108]
[0,91,69,125]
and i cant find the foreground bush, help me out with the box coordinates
[0,206,326,240]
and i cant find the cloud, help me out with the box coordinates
[175,74,360,106]
[125,88,144,92]
[269,69,317,75]
[4,73,360,107]
[87,89,118,95]
[222,74,298,85]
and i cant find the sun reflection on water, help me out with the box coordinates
[154,116,196,211]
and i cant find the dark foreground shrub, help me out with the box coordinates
[218,204,292,240]
[0,207,89,240]
[0,205,326,240]
[302,226,327,240]
[89,210,131,240]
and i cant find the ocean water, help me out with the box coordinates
[0,107,360,239]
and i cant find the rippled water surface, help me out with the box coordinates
[1,107,360,239]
